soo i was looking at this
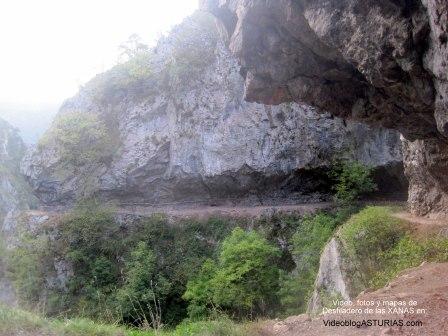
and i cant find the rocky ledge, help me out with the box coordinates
[203,0,448,215]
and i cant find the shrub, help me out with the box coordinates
[116,242,171,329]
[51,201,124,319]
[182,259,217,320]
[7,232,50,306]
[278,210,350,315]
[330,161,377,204]
[338,206,405,282]
[184,228,281,319]
[40,111,115,168]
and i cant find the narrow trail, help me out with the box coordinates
[393,212,448,236]
[28,201,336,221]
[116,202,335,220]
[29,199,407,221]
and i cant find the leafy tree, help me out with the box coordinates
[116,242,170,329]
[56,201,123,318]
[330,161,377,204]
[119,34,149,61]
[182,259,217,319]
[118,34,153,83]
[184,228,281,319]
[40,111,115,167]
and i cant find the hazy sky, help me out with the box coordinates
[0,0,198,105]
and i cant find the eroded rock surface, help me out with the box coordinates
[308,238,351,315]
[403,137,448,216]
[203,0,448,215]
[22,14,404,206]
[0,118,35,307]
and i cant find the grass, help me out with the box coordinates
[0,305,254,336]
[337,206,448,290]
[370,234,448,288]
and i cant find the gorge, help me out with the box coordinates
[1,2,448,335]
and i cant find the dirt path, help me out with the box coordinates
[33,199,407,221]
[31,201,336,222]
[393,212,448,237]
[116,202,335,220]
[258,262,448,336]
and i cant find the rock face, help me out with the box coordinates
[308,238,350,314]
[0,118,34,307]
[307,237,364,315]
[403,138,448,216]
[203,0,448,215]
[22,13,404,206]
[0,119,31,222]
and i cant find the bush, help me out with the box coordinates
[116,242,171,329]
[278,210,351,315]
[182,259,217,320]
[49,201,124,319]
[40,111,115,168]
[338,206,405,282]
[7,232,50,306]
[8,203,247,327]
[330,161,377,204]
[184,228,281,319]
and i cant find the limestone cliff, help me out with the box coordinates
[0,118,34,306]
[307,236,364,315]
[22,13,404,206]
[0,119,32,222]
[203,0,448,215]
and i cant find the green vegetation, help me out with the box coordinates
[278,209,353,315]
[116,241,170,329]
[40,111,116,167]
[11,201,446,333]
[338,206,405,282]
[7,201,244,327]
[7,230,49,306]
[371,235,448,288]
[338,206,448,289]
[89,34,155,104]
[165,12,219,88]
[7,200,350,331]
[86,11,218,105]
[329,161,377,204]
[184,228,281,320]
[0,304,252,336]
